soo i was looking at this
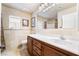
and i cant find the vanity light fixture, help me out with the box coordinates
[37,3,56,13]
[42,3,56,13]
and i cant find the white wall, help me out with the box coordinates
[77,4,79,30]
[47,19,56,29]
[58,6,77,29]
[2,5,31,50]
[36,16,47,33]
[62,12,77,28]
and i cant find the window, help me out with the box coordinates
[9,16,21,29]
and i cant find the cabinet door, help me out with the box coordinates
[33,45,41,55]
[42,45,65,56]
[33,50,39,56]
[33,39,41,49]
[27,36,33,55]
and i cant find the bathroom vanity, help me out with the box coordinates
[27,34,79,56]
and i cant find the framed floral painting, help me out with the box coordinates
[22,19,29,27]
[31,17,35,27]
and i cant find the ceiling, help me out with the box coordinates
[3,3,76,19]
[3,3,40,13]
[38,3,76,19]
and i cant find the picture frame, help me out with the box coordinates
[22,19,29,27]
[31,17,35,27]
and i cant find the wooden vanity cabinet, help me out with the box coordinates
[27,36,33,55]
[32,38,42,56]
[42,45,65,56]
[33,39,41,49]
[27,36,78,56]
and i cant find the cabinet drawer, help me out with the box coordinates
[33,39,41,49]
[33,45,41,55]
[43,45,65,56]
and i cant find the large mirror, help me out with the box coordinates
[36,3,77,29]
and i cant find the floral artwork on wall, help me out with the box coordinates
[22,19,29,27]
[31,17,35,27]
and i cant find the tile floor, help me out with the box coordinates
[1,50,19,56]
[1,46,30,56]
